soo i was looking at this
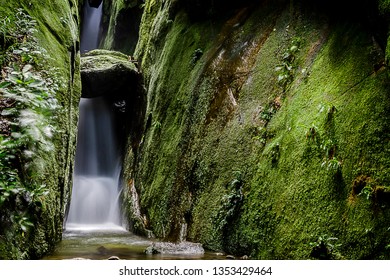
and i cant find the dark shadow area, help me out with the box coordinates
[112,7,143,54]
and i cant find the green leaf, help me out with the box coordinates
[1,108,17,116]
[290,45,298,52]
[22,64,33,73]
[20,224,27,232]
[27,79,44,88]
[0,81,11,88]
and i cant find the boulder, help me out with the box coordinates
[80,49,146,150]
[80,49,140,99]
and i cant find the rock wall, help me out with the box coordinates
[118,0,390,259]
[100,0,144,54]
[0,0,81,259]
[5,0,387,259]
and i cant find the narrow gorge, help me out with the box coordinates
[1,0,390,260]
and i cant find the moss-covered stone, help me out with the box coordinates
[0,0,81,259]
[100,0,144,54]
[120,0,390,259]
[81,49,139,98]
[378,0,390,64]
[80,48,146,160]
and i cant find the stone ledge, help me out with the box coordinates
[80,49,140,98]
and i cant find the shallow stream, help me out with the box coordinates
[43,228,226,260]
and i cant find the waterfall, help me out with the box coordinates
[66,98,123,230]
[80,1,103,53]
[66,1,124,231]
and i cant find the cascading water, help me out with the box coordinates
[80,1,103,53]
[66,0,124,231]
[66,98,123,230]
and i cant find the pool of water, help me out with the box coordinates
[43,229,226,260]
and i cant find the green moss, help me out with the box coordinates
[0,0,81,259]
[378,0,390,64]
[379,0,390,15]
[124,0,390,259]
[101,0,143,54]
[130,8,223,239]
[81,49,136,71]
[229,13,390,259]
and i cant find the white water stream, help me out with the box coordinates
[66,1,123,231]
[80,1,103,53]
[66,98,123,231]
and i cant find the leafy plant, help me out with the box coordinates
[358,184,390,203]
[251,126,268,146]
[0,9,60,236]
[275,37,301,91]
[320,139,342,172]
[11,213,34,233]
[310,234,342,259]
[305,124,317,139]
[259,99,281,126]
[215,171,244,232]
[321,157,342,172]
[270,143,280,166]
[152,120,161,130]
[0,9,38,64]
[191,48,203,65]
[321,138,337,158]
[359,185,374,200]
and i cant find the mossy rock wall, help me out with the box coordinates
[120,0,390,259]
[100,0,144,54]
[0,0,81,259]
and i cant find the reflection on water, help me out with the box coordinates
[43,230,226,260]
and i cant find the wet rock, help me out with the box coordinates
[226,255,235,259]
[145,247,160,255]
[108,256,120,260]
[81,49,146,154]
[80,49,141,99]
[127,181,156,239]
[145,242,205,255]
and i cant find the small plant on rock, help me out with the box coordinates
[275,37,301,91]
[310,234,342,259]
[216,171,244,232]
[191,48,203,65]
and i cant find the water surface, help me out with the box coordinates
[44,229,226,260]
